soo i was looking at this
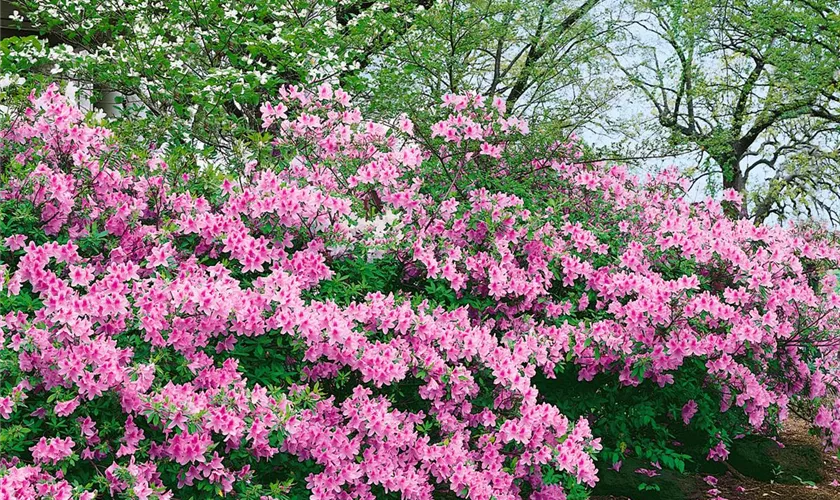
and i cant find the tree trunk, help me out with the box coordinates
[715,152,749,219]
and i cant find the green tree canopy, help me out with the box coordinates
[362,0,620,134]
[612,0,840,222]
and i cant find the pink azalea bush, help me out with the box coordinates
[0,459,95,500]
[1,83,840,499]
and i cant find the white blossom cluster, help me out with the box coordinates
[6,0,414,160]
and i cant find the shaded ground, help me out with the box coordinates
[592,418,840,500]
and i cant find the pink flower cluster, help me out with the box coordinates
[0,84,601,498]
[2,82,840,500]
[29,437,74,465]
[0,459,95,500]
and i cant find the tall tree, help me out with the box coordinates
[361,0,621,136]
[613,0,840,222]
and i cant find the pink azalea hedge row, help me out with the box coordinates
[0,83,839,499]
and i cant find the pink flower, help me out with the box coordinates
[317,83,333,100]
[54,397,80,417]
[146,242,175,268]
[0,396,14,418]
[722,188,742,205]
[168,431,213,465]
[30,436,75,464]
[492,96,506,114]
[68,265,94,286]
[118,416,145,457]
[635,468,659,478]
[398,115,414,135]
[682,400,699,425]
[4,234,26,251]
[707,441,729,462]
